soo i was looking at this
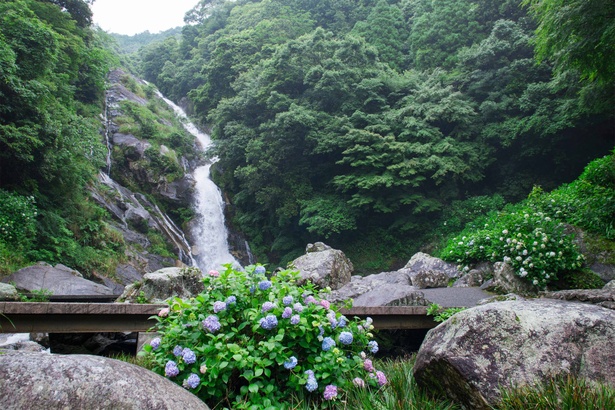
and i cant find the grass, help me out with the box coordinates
[115,352,615,410]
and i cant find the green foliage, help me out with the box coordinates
[522,0,615,86]
[495,374,615,410]
[0,190,37,250]
[426,304,466,323]
[18,288,53,302]
[144,265,386,409]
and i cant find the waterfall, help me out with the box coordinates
[157,93,240,272]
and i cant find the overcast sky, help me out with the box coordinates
[91,0,200,35]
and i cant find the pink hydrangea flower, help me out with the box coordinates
[158,308,170,317]
[376,370,387,386]
[208,270,220,277]
[363,359,374,372]
[323,384,338,400]
[319,299,331,309]
[352,377,365,388]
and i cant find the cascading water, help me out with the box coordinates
[157,93,240,272]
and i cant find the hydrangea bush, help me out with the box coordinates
[441,204,584,289]
[143,265,386,409]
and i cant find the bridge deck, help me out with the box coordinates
[0,302,442,334]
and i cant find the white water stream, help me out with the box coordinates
[158,94,240,272]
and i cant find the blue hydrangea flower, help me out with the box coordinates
[260,314,278,330]
[213,301,227,313]
[282,307,292,319]
[258,280,272,291]
[184,373,200,389]
[305,376,318,392]
[165,360,179,377]
[368,340,379,354]
[250,285,256,294]
[293,302,304,313]
[282,296,293,305]
[284,356,298,369]
[150,337,161,350]
[262,301,275,312]
[254,266,266,275]
[339,331,353,345]
[327,312,338,328]
[182,348,197,364]
[202,315,221,333]
[290,314,300,325]
[318,326,325,337]
[173,345,183,357]
[322,337,335,351]
[337,316,347,328]
[226,295,237,304]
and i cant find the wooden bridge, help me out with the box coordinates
[0,302,439,334]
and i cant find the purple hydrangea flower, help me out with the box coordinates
[363,359,374,372]
[293,302,304,313]
[150,337,161,350]
[182,348,196,364]
[376,371,387,386]
[290,314,300,325]
[339,331,353,345]
[226,295,237,304]
[259,314,278,330]
[254,265,266,275]
[327,312,338,328]
[258,280,272,291]
[282,307,292,319]
[173,345,183,357]
[304,295,317,304]
[368,340,379,354]
[282,296,293,305]
[318,326,325,337]
[213,301,227,313]
[353,377,365,388]
[165,360,179,377]
[319,300,331,309]
[322,337,335,351]
[262,301,275,312]
[184,373,200,389]
[283,356,298,369]
[202,315,221,333]
[323,385,338,400]
[305,376,318,392]
[304,370,315,378]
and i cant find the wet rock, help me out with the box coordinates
[403,252,460,280]
[411,269,450,289]
[542,287,615,310]
[414,300,615,409]
[117,266,204,303]
[0,351,209,409]
[291,242,353,290]
[0,283,19,301]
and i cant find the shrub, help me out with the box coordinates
[143,265,386,409]
[441,204,584,289]
[0,189,37,250]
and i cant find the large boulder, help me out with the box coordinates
[0,351,208,409]
[1,262,115,296]
[542,287,615,310]
[118,266,204,303]
[290,242,353,290]
[482,261,536,294]
[403,252,461,286]
[0,283,19,301]
[413,300,615,409]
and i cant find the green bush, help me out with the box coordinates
[441,204,584,289]
[0,190,38,250]
[143,265,387,409]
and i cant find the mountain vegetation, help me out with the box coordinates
[0,0,613,280]
[138,0,613,270]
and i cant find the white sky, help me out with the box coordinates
[91,0,200,36]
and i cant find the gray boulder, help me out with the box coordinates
[327,270,414,303]
[291,242,353,290]
[542,287,615,310]
[411,269,450,289]
[414,300,615,409]
[118,266,204,303]
[482,261,537,294]
[0,351,208,409]
[352,285,427,307]
[404,252,460,280]
[1,262,114,296]
[0,283,19,301]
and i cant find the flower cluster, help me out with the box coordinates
[146,265,386,408]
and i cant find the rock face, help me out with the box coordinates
[413,300,615,409]
[290,242,353,290]
[542,287,615,310]
[482,261,536,294]
[0,351,209,410]
[118,266,204,303]
[1,262,115,296]
[404,252,460,281]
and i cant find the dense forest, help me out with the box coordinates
[138,0,613,269]
[0,0,613,277]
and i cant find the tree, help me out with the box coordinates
[523,0,615,85]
